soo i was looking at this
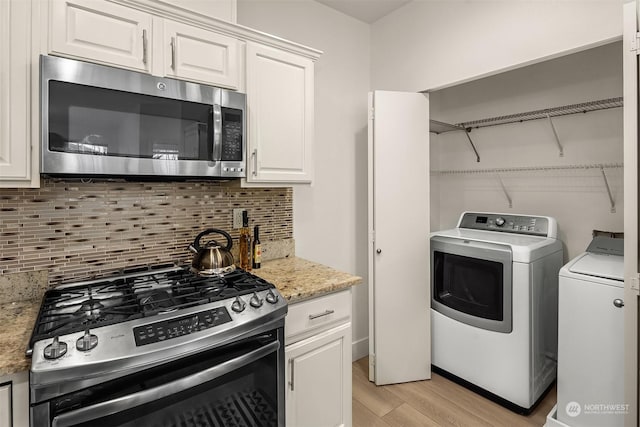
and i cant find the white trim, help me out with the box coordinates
[352,337,368,362]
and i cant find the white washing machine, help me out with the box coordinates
[553,236,625,427]
[430,212,563,413]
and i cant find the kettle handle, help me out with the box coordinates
[192,229,233,251]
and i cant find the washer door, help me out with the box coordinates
[431,236,513,333]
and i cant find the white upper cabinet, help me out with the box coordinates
[50,0,152,72]
[245,42,314,184]
[163,20,238,88]
[0,0,39,188]
[49,0,239,89]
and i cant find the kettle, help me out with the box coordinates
[188,229,235,275]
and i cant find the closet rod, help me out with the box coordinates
[433,162,623,175]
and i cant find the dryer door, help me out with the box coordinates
[431,236,513,333]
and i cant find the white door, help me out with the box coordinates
[367,91,431,385]
[623,2,639,425]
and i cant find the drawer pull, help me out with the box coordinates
[309,309,335,320]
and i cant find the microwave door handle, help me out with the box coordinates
[211,104,222,162]
[51,340,279,427]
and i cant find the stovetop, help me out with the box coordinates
[28,264,282,355]
[29,264,288,405]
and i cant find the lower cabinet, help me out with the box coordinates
[285,289,352,427]
[0,372,28,427]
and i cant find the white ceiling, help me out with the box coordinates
[314,0,411,24]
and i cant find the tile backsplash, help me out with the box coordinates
[0,179,292,285]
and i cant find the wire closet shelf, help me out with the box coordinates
[429,97,623,162]
[431,97,623,131]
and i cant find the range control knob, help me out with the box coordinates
[44,336,68,360]
[76,329,98,352]
[495,217,506,227]
[231,296,246,313]
[250,292,263,308]
[266,289,279,304]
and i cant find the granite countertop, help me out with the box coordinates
[0,257,361,377]
[0,300,40,377]
[256,256,362,303]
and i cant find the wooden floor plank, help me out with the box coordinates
[352,357,556,427]
[385,380,495,427]
[382,402,442,427]
[353,399,394,427]
[353,366,405,417]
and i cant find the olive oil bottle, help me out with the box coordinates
[239,211,252,271]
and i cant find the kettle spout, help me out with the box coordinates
[188,244,198,254]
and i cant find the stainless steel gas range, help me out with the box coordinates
[27,265,287,427]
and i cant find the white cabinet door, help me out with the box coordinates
[245,42,314,184]
[50,0,152,72]
[285,322,351,427]
[163,20,238,88]
[0,0,38,188]
[368,91,431,385]
[10,373,28,427]
[0,383,10,427]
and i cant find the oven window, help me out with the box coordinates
[48,81,213,161]
[433,251,504,321]
[50,330,281,427]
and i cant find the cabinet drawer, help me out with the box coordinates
[286,290,351,343]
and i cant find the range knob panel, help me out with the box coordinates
[231,296,246,313]
[44,336,68,360]
[266,289,279,304]
[76,329,98,352]
[250,292,263,308]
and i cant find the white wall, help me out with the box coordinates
[430,42,623,261]
[371,0,623,92]
[237,0,371,359]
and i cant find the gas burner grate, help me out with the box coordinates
[28,266,276,352]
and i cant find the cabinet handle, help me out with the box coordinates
[142,29,148,65]
[252,149,258,176]
[613,299,625,308]
[309,309,335,320]
[289,359,294,391]
[171,37,176,70]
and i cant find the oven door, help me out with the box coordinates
[35,327,284,427]
[431,236,513,333]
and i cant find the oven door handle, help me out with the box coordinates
[52,340,279,427]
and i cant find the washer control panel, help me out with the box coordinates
[458,212,550,236]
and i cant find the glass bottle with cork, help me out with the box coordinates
[252,225,262,269]
[239,211,252,271]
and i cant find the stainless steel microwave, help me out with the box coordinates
[40,55,246,179]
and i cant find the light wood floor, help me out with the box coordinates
[352,357,556,427]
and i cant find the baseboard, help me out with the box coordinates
[352,336,368,361]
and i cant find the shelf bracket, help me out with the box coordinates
[545,114,564,157]
[496,173,512,208]
[600,166,616,213]
[464,129,480,162]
